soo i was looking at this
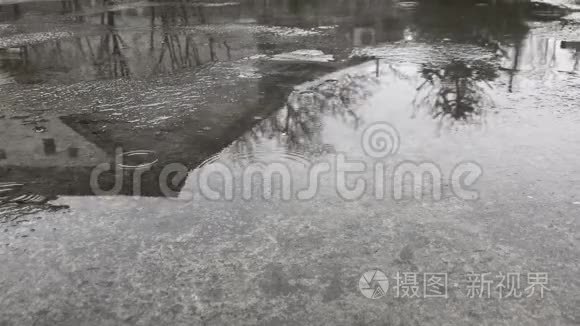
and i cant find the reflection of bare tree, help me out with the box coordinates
[150,6,219,75]
[94,10,130,78]
[11,4,21,18]
[411,0,529,98]
[60,0,82,18]
[414,60,497,120]
[0,1,242,82]
[232,73,378,155]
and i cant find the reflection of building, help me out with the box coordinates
[0,55,343,199]
[0,117,108,168]
[0,116,112,198]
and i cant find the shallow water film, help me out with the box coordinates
[1,0,579,325]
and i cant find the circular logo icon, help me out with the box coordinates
[361,122,400,159]
[359,270,389,299]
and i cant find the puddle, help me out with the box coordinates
[1,0,578,202]
[1,1,580,325]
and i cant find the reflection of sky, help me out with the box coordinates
[228,60,498,159]
[183,55,580,207]
[226,28,580,162]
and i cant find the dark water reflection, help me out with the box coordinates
[0,0,541,83]
[1,0,579,206]
[1,2,257,82]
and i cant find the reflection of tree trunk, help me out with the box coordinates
[172,35,185,65]
[112,35,129,77]
[152,42,167,74]
[190,37,201,66]
[85,37,95,60]
[94,10,130,78]
[166,35,178,70]
[54,40,66,63]
[224,41,232,61]
[150,7,156,51]
[455,79,462,111]
[181,0,189,24]
[197,6,206,24]
[100,34,110,56]
[509,40,522,93]
[185,36,192,66]
[154,8,192,72]
[107,11,114,26]
[209,37,217,61]
[21,46,28,66]
[75,38,86,57]
[551,40,557,68]
[12,4,21,18]
[542,37,549,65]
[284,105,293,134]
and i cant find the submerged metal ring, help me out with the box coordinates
[116,150,159,169]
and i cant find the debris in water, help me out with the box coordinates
[271,50,334,63]
[117,150,159,170]
[33,126,47,133]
